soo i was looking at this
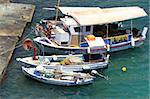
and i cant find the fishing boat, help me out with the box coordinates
[22,66,95,86]
[17,54,109,72]
[34,6,148,54]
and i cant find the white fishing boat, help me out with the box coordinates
[22,66,95,86]
[34,6,148,54]
[17,54,109,72]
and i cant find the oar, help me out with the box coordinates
[91,70,109,80]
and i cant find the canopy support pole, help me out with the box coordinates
[106,24,109,39]
[106,24,110,51]
[78,25,83,47]
[130,20,135,47]
[130,20,133,36]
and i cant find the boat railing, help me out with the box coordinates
[104,34,131,45]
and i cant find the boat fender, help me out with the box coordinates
[106,44,110,51]
[105,54,110,63]
[52,55,58,61]
[87,47,91,53]
[141,27,148,39]
[83,65,90,70]
[131,36,135,47]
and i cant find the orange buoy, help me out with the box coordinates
[87,35,96,41]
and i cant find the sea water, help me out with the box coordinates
[0,0,149,99]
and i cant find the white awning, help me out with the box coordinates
[58,6,148,26]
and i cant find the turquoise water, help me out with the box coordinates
[0,0,149,99]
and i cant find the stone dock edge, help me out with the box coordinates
[0,1,35,85]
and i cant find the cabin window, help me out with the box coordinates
[86,26,91,32]
[74,27,80,32]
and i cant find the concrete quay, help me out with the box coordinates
[0,2,35,84]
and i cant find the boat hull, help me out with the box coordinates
[34,37,106,54]
[109,38,144,52]
[22,67,94,86]
[34,37,145,54]
[17,56,108,72]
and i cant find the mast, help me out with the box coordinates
[55,0,60,21]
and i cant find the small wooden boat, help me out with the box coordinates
[22,66,95,86]
[17,54,109,72]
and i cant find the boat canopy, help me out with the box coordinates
[58,6,148,26]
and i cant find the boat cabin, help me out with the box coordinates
[54,16,94,46]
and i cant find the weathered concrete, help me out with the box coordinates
[0,36,18,84]
[0,0,9,3]
[0,3,35,37]
[0,3,35,84]
[0,3,35,22]
[0,20,27,36]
